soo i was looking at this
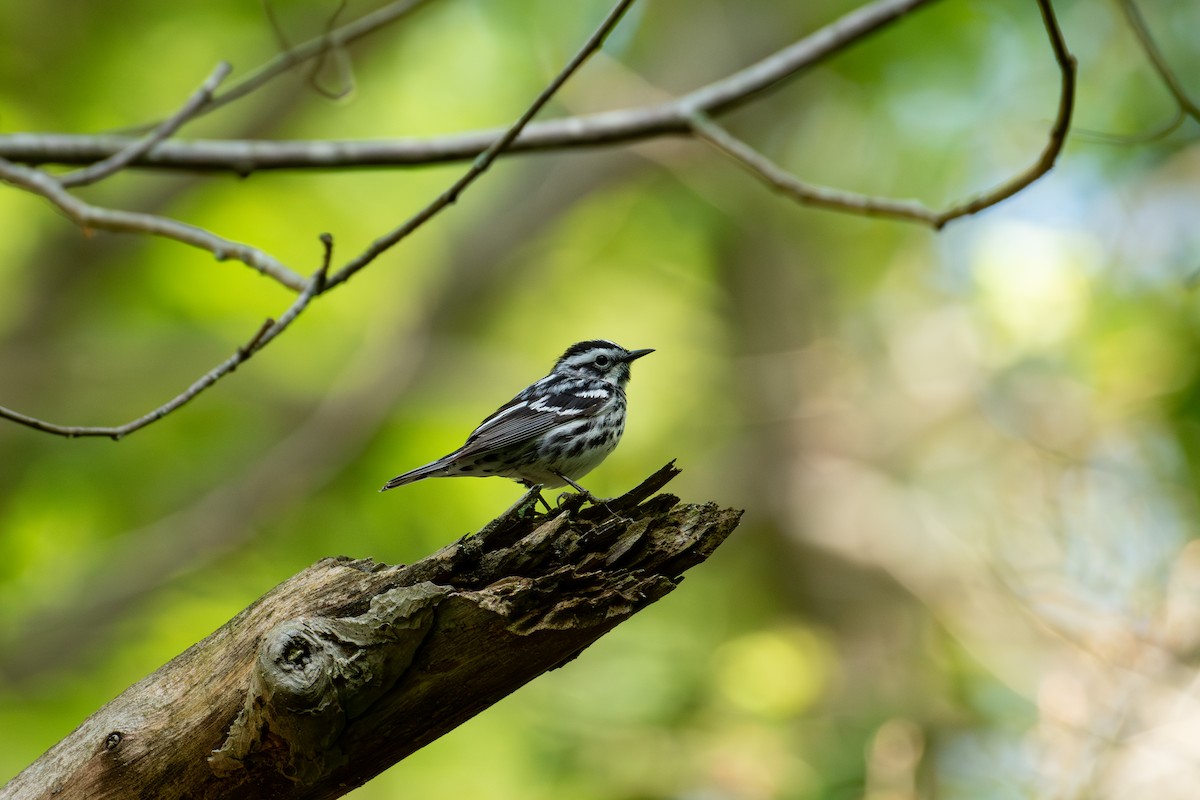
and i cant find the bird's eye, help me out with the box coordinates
[594,355,611,368]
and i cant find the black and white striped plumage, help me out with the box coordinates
[381,340,653,495]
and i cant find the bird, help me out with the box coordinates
[381,339,653,505]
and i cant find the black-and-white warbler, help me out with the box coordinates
[381,340,653,502]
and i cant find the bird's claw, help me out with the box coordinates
[553,490,632,523]
[554,490,591,510]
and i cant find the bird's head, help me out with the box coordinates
[552,339,654,385]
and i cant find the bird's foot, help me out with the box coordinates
[553,489,591,512]
[550,473,629,522]
[556,489,629,524]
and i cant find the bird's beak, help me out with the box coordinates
[624,348,655,362]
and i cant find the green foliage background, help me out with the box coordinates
[3,0,1200,797]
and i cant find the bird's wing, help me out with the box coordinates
[456,385,612,457]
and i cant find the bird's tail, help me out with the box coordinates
[379,456,455,492]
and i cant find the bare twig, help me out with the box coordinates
[315,231,334,292]
[0,153,647,683]
[171,0,432,127]
[0,0,1042,439]
[1073,107,1185,146]
[0,0,637,439]
[689,112,941,224]
[262,0,293,54]
[1115,0,1200,122]
[680,0,937,115]
[261,0,354,101]
[0,0,942,173]
[307,0,356,100]
[932,0,1076,227]
[58,62,233,188]
[0,156,305,289]
[1073,0,1197,147]
[324,0,640,290]
[0,248,328,439]
[690,0,1076,230]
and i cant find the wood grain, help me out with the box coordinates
[2,463,741,800]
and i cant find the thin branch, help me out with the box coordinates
[0,0,942,173]
[0,153,642,682]
[0,156,305,290]
[689,0,1076,230]
[261,0,354,101]
[1115,0,1200,122]
[0,0,637,439]
[315,231,334,292]
[1071,0,1197,148]
[307,0,357,100]
[262,0,294,55]
[324,0,640,290]
[0,0,978,440]
[1073,107,1185,146]
[689,112,940,224]
[0,245,329,440]
[168,0,433,127]
[58,62,233,189]
[682,0,938,115]
[932,0,1076,227]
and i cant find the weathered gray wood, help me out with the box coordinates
[2,462,741,800]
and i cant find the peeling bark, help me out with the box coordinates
[1,462,742,800]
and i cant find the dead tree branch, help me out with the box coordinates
[0,464,743,800]
[0,149,648,684]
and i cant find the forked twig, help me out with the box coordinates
[690,0,1076,230]
[262,0,356,101]
[59,62,233,188]
[0,0,1077,439]
[0,0,638,438]
[0,155,305,290]
[0,250,330,439]
[156,0,434,128]
[0,0,942,172]
[323,0,640,290]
